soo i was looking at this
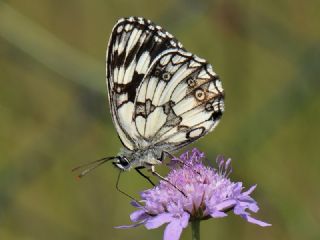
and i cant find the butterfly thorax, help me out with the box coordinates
[113,147,163,171]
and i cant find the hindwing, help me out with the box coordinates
[133,49,225,150]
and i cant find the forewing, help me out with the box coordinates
[133,49,224,151]
[106,17,183,150]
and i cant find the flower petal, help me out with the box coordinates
[233,182,243,195]
[163,219,184,240]
[145,213,173,229]
[114,221,145,229]
[210,210,228,218]
[130,209,149,222]
[247,202,259,213]
[215,199,237,211]
[180,212,190,228]
[131,200,143,208]
[240,214,271,227]
[234,204,245,215]
[243,185,257,196]
[236,200,259,213]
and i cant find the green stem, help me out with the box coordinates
[191,219,200,240]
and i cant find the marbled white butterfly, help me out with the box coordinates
[73,17,224,181]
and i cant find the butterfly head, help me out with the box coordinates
[113,156,131,171]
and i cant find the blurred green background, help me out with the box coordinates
[0,0,319,239]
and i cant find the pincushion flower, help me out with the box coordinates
[117,149,271,240]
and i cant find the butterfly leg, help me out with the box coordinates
[163,151,201,175]
[135,166,155,186]
[115,170,140,203]
[161,151,182,167]
[150,166,187,197]
[163,151,181,167]
[163,151,175,159]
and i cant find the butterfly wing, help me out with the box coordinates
[133,49,224,151]
[106,17,183,150]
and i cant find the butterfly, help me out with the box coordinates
[73,17,224,183]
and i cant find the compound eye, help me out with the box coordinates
[120,157,129,167]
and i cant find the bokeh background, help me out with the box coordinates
[1,0,319,239]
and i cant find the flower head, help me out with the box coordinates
[117,149,271,240]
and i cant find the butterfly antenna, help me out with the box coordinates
[72,156,115,179]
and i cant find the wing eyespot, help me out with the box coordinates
[194,88,206,101]
[162,72,171,81]
[187,78,196,88]
[154,69,161,77]
[205,102,214,111]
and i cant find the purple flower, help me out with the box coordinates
[117,149,271,240]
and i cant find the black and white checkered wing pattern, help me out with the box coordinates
[106,17,183,150]
[133,49,224,151]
